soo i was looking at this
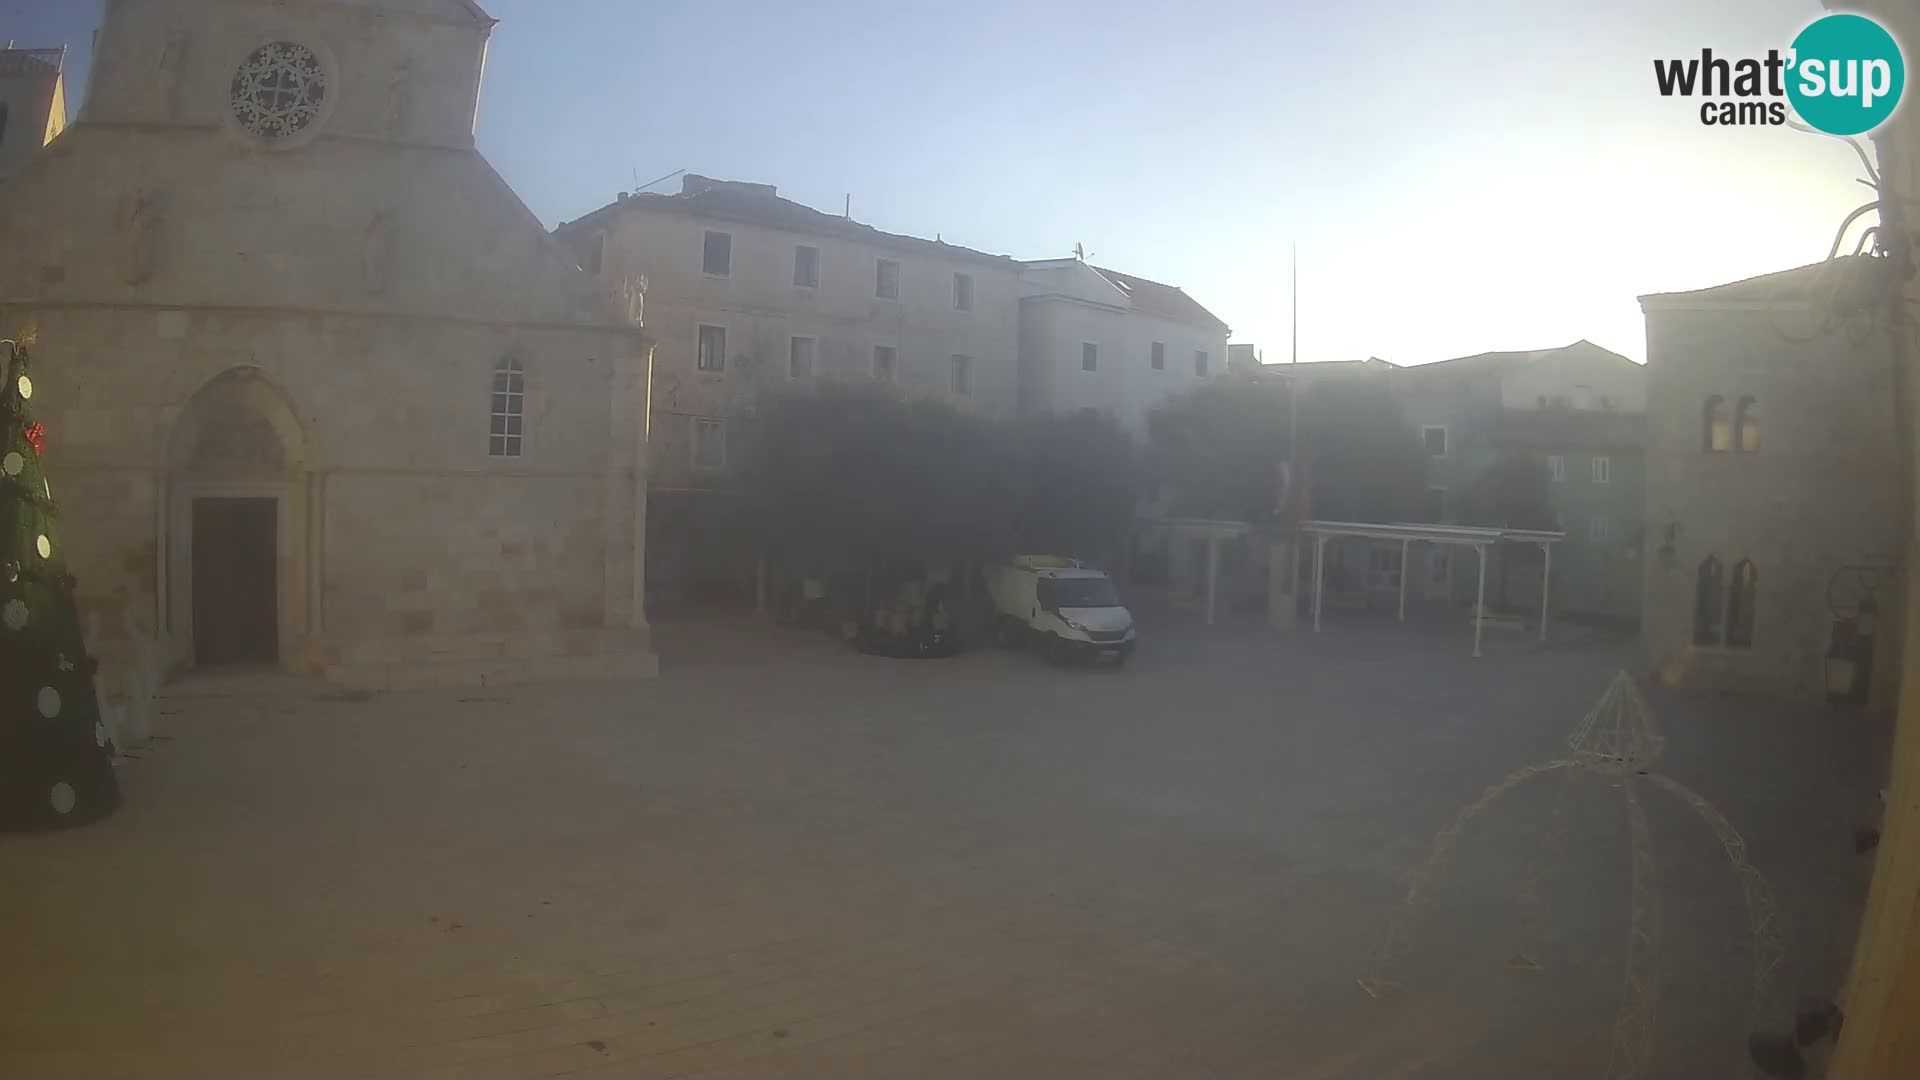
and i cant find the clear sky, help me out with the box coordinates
[0,0,1881,364]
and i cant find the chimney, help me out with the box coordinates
[616,191,630,202]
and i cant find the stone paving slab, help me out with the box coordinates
[0,612,1886,1078]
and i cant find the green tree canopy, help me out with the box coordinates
[749,380,1139,574]
[1145,372,1427,525]
[1462,451,1557,530]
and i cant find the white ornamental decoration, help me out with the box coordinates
[2,598,25,630]
[49,782,75,815]
[15,373,30,399]
[37,686,60,718]
[35,534,51,559]
[2,451,21,476]
[230,42,328,140]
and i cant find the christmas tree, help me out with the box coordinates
[0,338,120,831]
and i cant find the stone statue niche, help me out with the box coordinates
[387,57,416,141]
[121,187,168,286]
[157,29,190,122]
[363,211,396,296]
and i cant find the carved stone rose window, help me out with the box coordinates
[230,42,328,141]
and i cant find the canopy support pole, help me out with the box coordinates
[1313,534,1327,633]
[1539,542,1552,641]
[1206,537,1219,627]
[1474,543,1488,658]
[1398,538,1410,623]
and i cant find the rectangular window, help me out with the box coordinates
[952,272,973,311]
[1422,486,1446,522]
[950,354,971,396]
[1589,516,1612,543]
[583,233,605,277]
[1423,426,1448,458]
[873,345,897,381]
[793,245,820,288]
[875,259,900,300]
[701,230,732,277]
[1081,342,1099,372]
[1592,455,1611,484]
[696,324,727,372]
[488,358,525,458]
[1548,454,1566,482]
[788,336,816,380]
[692,418,726,469]
[1151,342,1166,370]
[1195,350,1210,377]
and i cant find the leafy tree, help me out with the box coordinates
[1000,409,1137,563]
[1145,376,1294,523]
[748,380,1139,592]
[1462,451,1556,529]
[1462,451,1557,608]
[1145,372,1426,525]
[1301,379,1428,523]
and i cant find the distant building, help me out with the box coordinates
[1387,340,1647,621]
[1228,343,1261,372]
[0,45,69,180]
[555,175,1024,601]
[1016,258,1230,436]
[1639,257,1903,707]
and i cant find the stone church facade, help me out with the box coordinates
[0,0,656,694]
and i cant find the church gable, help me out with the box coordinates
[85,0,492,149]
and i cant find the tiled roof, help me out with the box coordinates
[1637,254,1889,306]
[559,175,1016,267]
[0,47,63,79]
[1089,266,1230,332]
[1398,339,1634,376]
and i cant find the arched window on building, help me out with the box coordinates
[1695,555,1725,645]
[1735,396,1760,453]
[489,356,524,458]
[1726,559,1758,647]
[0,102,10,147]
[1704,396,1731,452]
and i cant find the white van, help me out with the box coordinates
[986,556,1136,664]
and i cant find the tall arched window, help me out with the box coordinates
[1726,559,1757,647]
[1695,555,1725,645]
[489,356,524,458]
[0,102,10,147]
[1704,396,1731,452]
[1735,396,1760,453]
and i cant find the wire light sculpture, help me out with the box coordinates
[1357,672,1784,1080]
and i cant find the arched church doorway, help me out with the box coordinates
[165,368,307,670]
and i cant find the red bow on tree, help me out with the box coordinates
[23,422,45,454]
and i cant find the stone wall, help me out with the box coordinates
[1641,303,1902,700]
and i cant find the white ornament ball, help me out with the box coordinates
[15,373,31,400]
[49,782,75,815]
[37,685,60,718]
[2,598,25,630]
[1,451,21,476]
[35,534,50,559]
[94,721,108,748]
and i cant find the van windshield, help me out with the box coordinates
[1040,576,1121,609]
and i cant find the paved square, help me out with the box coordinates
[0,613,1887,1077]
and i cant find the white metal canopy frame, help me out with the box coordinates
[1299,521,1566,657]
